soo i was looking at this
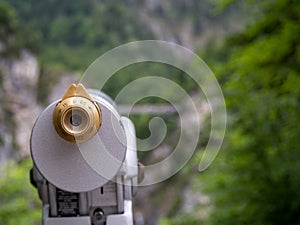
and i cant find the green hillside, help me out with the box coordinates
[1,0,299,225]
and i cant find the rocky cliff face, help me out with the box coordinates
[139,0,244,50]
[0,50,41,163]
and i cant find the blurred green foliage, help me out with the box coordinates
[0,2,40,58]
[101,62,198,99]
[199,0,300,225]
[4,0,235,72]
[159,0,300,224]
[0,159,41,225]
[2,0,299,224]
[6,0,153,71]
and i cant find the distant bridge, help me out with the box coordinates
[117,104,177,115]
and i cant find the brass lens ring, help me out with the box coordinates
[61,107,89,135]
[53,96,101,142]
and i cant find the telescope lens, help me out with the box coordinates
[70,114,82,127]
[53,92,101,142]
[61,107,90,136]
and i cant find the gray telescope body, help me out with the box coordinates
[30,90,138,225]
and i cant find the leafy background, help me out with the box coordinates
[0,0,300,225]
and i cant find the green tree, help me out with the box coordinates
[0,159,41,225]
[6,0,153,70]
[0,2,40,58]
[0,2,19,58]
[201,0,300,225]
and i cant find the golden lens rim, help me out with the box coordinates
[53,96,102,143]
[61,107,90,135]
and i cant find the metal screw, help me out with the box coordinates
[94,209,104,221]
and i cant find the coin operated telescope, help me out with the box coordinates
[30,83,142,225]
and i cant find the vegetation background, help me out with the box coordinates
[0,0,299,225]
